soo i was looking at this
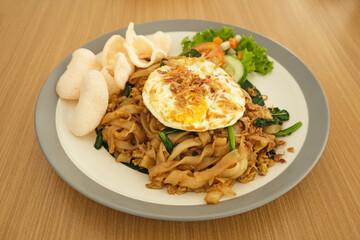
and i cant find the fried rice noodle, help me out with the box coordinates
[98,61,284,204]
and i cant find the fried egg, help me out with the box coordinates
[142,57,245,132]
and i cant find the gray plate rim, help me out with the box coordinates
[34,19,330,221]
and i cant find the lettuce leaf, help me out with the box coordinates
[236,35,273,75]
[181,27,234,54]
[239,49,256,74]
[180,28,273,75]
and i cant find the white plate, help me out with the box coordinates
[35,19,329,220]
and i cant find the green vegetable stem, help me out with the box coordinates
[273,121,303,136]
[158,128,183,154]
[94,128,103,150]
[227,125,236,151]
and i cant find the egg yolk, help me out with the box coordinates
[170,98,208,125]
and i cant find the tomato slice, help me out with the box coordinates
[191,42,224,66]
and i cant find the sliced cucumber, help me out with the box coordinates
[222,55,247,84]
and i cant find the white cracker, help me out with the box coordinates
[68,70,108,136]
[114,52,133,90]
[101,66,121,97]
[56,48,101,100]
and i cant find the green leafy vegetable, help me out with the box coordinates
[183,49,201,58]
[240,80,265,106]
[253,118,278,127]
[273,121,303,136]
[238,64,248,85]
[268,149,277,156]
[180,28,273,76]
[236,35,273,75]
[158,128,183,154]
[238,49,256,74]
[122,159,149,174]
[160,58,168,67]
[123,84,132,98]
[94,128,103,150]
[253,108,289,127]
[160,128,183,135]
[227,125,236,151]
[181,27,234,54]
[270,108,290,122]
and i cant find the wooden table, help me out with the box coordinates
[1,0,359,239]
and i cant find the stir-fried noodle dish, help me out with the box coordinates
[57,23,301,204]
[99,60,287,204]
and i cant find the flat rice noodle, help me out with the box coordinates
[168,132,190,144]
[105,126,119,153]
[132,123,146,143]
[178,176,208,189]
[109,119,134,129]
[196,156,220,171]
[197,131,211,147]
[139,155,155,169]
[116,104,144,114]
[214,137,227,147]
[100,105,143,124]
[148,155,201,180]
[155,144,168,165]
[213,144,230,157]
[146,180,164,189]
[128,63,160,83]
[194,150,240,182]
[140,112,157,139]
[233,122,243,134]
[204,190,223,204]
[164,170,191,186]
[113,120,145,144]
[118,97,134,107]
[247,135,271,153]
[113,128,132,141]
[218,136,249,178]
[219,161,247,179]
[150,137,161,149]
[205,182,236,204]
[114,140,137,151]
[167,137,202,162]
[116,153,132,163]
[149,117,163,134]
[198,144,215,161]
[147,146,156,159]
[240,117,251,133]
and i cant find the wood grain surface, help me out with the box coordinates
[1,0,359,239]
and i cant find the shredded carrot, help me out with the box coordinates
[213,36,223,45]
[229,38,237,49]
[237,53,243,59]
